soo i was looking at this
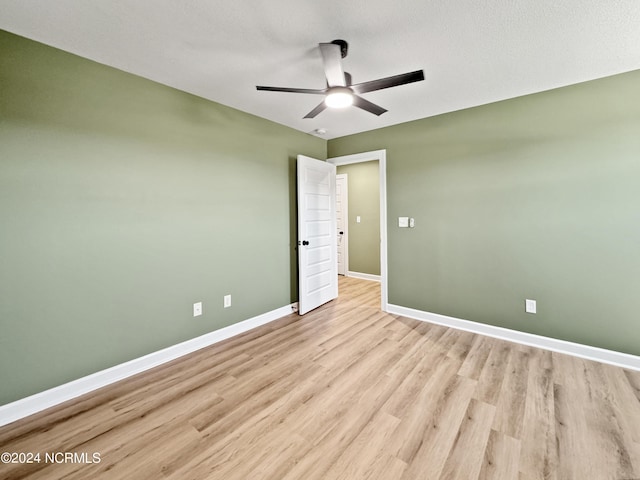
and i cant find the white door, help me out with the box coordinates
[297,155,338,315]
[336,174,348,275]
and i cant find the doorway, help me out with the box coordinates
[327,150,388,312]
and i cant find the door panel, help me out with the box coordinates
[297,155,337,315]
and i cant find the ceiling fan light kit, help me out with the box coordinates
[256,39,424,118]
[325,87,354,108]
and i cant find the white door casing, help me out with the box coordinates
[297,155,338,315]
[327,150,388,312]
[336,174,348,276]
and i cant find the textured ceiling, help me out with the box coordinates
[2,0,640,139]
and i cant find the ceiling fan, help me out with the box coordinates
[256,40,425,119]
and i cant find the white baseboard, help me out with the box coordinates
[347,271,381,282]
[387,304,640,372]
[0,303,298,428]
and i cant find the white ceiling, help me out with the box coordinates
[2,0,640,139]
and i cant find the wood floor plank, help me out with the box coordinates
[1,276,640,480]
[478,429,521,480]
[365,453,408,480]
[162,372,327,479]
[475,341,512,405]
[288,338,401,445]
[323,410,401,480]
[458,335,495,381]
[579,361,640,477]
[385,323,447,379]
[624,370,640,402]
[492,345,531,439]
[396,373,478,479]
[279,368,404,480]
[438,398,496,480]
[607,368,640,444]
[518,348,558,480]
[552,354,636,480]
[446,330,477,363]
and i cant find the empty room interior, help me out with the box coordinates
[1,2,640,479]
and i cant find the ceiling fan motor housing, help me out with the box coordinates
[331,39,348,58]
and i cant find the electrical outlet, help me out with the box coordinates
[224,295,231,308]
[193,302,202,317]
[525,299,537,314]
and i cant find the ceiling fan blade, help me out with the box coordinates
[319,43,346,87]
[351,70,424,95]
[352,95,387,116]
[256,86,326,94]
[303,101,328,119]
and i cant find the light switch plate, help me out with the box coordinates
[398,217,409,228]
[356,216,361,223]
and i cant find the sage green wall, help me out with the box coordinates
[336,161,380,276]
[0,30,325,405]
[329,70,640,356]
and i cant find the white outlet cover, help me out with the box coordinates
[193,302,203,317]
[398,217,409,228]
[224,295,231,308]
[525,299,537,314]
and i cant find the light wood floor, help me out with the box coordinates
[1,276,640,480]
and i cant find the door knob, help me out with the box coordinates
[302,240,309,246]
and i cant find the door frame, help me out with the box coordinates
[336,174,349,276]
[327,150,388,312]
